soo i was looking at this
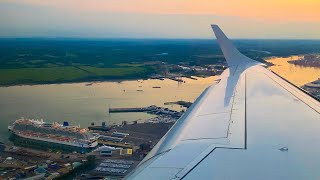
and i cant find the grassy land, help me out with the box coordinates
[115,63,144,67]
[1,39,319,86]
[0,65,153,86]
[0,67,88,85]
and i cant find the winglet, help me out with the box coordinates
[211,24,257,66]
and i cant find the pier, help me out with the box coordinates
[109,107,147,113]
[108,105,183,118]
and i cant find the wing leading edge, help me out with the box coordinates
[126,25,320,180]
[211,24,258,67]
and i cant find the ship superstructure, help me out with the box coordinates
[8,118,98,148]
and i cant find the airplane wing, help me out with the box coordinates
[126,25,320,180]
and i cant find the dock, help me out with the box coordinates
[97,140,133,149]
[109,107,146,113]
[167,77,183,82]
[88,126,110,132]
[108,105,183,118]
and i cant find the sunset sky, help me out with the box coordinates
[0,0,319,39]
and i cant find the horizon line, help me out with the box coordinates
[0,37,320,41]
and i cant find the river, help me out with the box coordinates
[266,56,320,87]
[0,76,216,143]
[0,55,319,143]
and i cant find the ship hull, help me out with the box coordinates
[10,133,97,153]
[9,118,98,153]
[11,131,98,149]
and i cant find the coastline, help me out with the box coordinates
[0,76,149,88]
[0,74,216,88]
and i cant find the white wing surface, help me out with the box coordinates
[126,25,320,180]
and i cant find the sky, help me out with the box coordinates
[0,0,320,39]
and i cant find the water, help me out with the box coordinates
[266,56,320,87]
[1,55,319,143]
[0,76,216,143]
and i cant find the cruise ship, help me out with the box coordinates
[8,118,98,148]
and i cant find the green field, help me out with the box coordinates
[0,67,87,84]
[0,65,152,86]
[1,38,319,86]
